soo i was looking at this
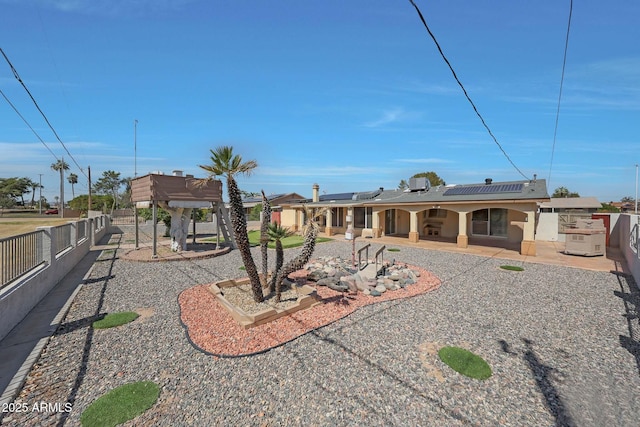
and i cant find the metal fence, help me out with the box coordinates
[77,220,87,242]
[0,230,44,291]
[55,223,73,255]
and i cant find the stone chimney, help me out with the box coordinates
[312,183,319,202]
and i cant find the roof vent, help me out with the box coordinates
[173,170,183,177]
[409,177,430,192]
[485,178,493,185]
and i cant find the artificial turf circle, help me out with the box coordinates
[500,265,524,271]
[438,346,492,380]
[80,381,160,427]
[92,311,140,329]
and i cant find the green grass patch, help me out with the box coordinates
[239,266,246,270]
[500,265,524,271]
[80,381,160,427]
[387,248,401,252]
[93,312,139,329]
[204,230,332,249]
[438,346,492,380]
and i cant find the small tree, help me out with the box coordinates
[273,206,326,302]
[412,171,446,186]
[199,146,263,303]
[398,179,408,190]
[552,186,580,198]
[259,191,272,287]
[267,222,295,293]
[94,170,125,214]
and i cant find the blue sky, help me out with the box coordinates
[1,0,639,204]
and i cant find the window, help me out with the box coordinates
[472,208,508,237]
[331,207,344,227]
[354,207,373,228]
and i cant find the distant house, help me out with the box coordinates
[609,201,635,213]
[280,178,549,256]
[539,197,602,213]
[240,192,305,222]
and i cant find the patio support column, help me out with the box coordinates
[457,211,469,248]
[409,210,419,243]
[325,208,333,236]
[372,209,381,238]
[520,210,537,256]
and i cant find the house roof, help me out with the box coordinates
[242,192,305,206]
[286,179,549,207]
[539,197,601,209]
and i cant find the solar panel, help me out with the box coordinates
[443,183,523,196]
[319,192,355,201]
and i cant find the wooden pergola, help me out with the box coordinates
[130,172,227,257]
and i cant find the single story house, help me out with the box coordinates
[238,192,305,222]
[280,178,550,256]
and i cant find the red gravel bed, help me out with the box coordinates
[179,265,441,357]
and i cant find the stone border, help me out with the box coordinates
[208,278,321,329]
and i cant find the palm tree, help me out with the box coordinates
[267,222,295,293]
[274,206,326,302]
[199,146,264,303]
[260,190,272,288]
[51,158,69,217]
[67,173,78,200]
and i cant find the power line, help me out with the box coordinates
[547,0,573,188]
[407,0,530,180]
[0,87,60,160]
[0,47,88,179]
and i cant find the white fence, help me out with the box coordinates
[612,214,640,286]
[0,216,109,341]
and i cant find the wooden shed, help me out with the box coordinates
[131,173,222,203]
[129,172,232,257]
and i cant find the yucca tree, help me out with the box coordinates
[274,206,326,302]
[51,158,69,217]
[260,190,272,288]
[199,146,264,303]
[267,221,295,293]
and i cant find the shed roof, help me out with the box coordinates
[539,197,601,209]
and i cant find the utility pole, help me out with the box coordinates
[88,166,92,214]
[635,163,638,215]
[134,119,138,177]
[38,173,43,214]
[134,119,139,249]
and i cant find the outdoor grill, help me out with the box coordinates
[564,218,606,256]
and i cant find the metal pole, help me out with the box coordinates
[152,200,158,258]
[635,163,638,214]
[88,166,92,214]
[134,119,138,177]
[38,173,43,214]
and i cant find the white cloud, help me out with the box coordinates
[363,108,405,128]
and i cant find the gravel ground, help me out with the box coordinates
[2,231,639,426]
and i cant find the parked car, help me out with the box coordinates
[44,208,58,215]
